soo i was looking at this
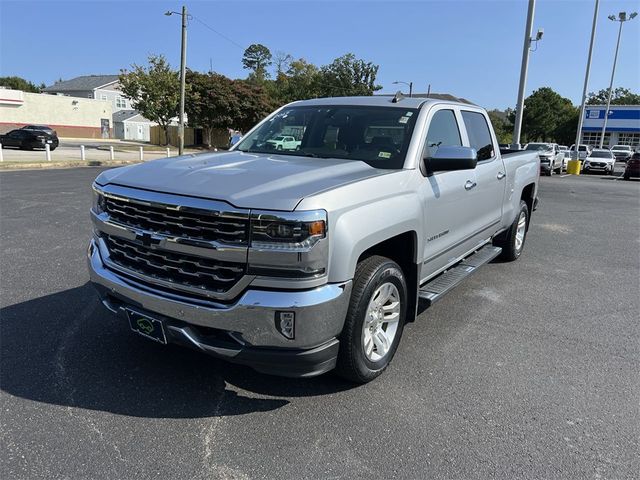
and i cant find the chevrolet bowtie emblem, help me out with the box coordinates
[136,232,160,247]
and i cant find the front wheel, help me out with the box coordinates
[336,255,407,383]
[493,200,529,261]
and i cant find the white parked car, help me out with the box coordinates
[569,144,592,161]
[265,135,301,151]
[583,149,616,175]
[525,142,564,175]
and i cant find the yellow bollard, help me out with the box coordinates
[566,159,582,175]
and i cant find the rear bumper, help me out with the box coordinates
[88,239,351,377]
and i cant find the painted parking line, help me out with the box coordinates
[559,174,570,178]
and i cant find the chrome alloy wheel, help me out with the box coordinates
[515,211,527,252]
[362,282,401,362]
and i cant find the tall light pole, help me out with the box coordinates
[599,11,637,148]
[392,81,413,97]
[165,6,189,155]
[570,0,600,173]
[511,0,543,149]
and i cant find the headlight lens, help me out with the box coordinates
[92,186,106,214]
[250,210,326,249]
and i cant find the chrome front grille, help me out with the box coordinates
[103,234,246,295]
[104,195,249,244]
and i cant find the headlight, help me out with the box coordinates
[250,210,326,249]
[248,209,328,280]
[92,186,106,214]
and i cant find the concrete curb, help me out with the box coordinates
[0,159,143,171]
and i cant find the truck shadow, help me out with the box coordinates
[0,284,354,419]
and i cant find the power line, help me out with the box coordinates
[191,15,246,51]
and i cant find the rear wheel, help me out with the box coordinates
[336,255,407,383]
[493,200,529,261]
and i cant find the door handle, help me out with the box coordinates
[497,171,506,180]
[464,180,477,191]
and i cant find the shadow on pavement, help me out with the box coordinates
[0,284,353,419]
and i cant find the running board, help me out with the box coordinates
[418,245,502,306]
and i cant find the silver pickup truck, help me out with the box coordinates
[88,96,539,383]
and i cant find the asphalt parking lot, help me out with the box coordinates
[1,167,638,479]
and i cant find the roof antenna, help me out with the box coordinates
[391,90,404,103]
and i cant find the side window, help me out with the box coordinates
[461,111,495,161]
[423,109,461,159]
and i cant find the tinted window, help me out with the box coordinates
[462,111,494,161]
[591,151,613,158]
[236,105,419,169]
[423,109,461,159]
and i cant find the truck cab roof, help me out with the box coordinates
[288,95,476,110]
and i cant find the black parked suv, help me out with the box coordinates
[0,128,59,150]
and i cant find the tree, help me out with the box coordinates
[231,80,277,132]
[520,87,577,143]
[273,51,293,77]
[119,55,180,145]
[488,109,513,144]
[0,76,43,93]
[272,58,322,104]
[185,70,236,147]
[242,44,272,81]
[586,87,640,105]
[317,53,381,97]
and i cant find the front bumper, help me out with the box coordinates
[88,239,352,377]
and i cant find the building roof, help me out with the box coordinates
[112,110,152,123]
[43,75,119,92]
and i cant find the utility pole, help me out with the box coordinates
[165,7,188,156]
[179,5,187,156]
[511,0,536,149]
[599,11,637,148]
[571,0,599,170]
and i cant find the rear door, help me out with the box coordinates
[459,109,506,245]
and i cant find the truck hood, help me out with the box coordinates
[95,151,389,211]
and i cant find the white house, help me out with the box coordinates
[113,110,154,142]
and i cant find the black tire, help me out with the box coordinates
[547,167,553,176]
[623,173,630,180]
[336,255,407,383]
[50,146,57,151]
[493,200,529,262]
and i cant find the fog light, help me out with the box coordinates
[275,311,295,339]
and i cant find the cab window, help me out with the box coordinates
[423,109,461,159]
[461,111,495,161]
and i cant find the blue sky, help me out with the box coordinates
[1,0,638,109]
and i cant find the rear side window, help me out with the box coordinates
[423,109,461,159]
[461,111,494,161]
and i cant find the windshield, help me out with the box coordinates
[525,144,552,151]
[235,105,420,169]
[591,151,613,158]
[613,145,631,151]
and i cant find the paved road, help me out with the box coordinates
[1,168,638,479]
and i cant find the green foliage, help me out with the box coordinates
[586,87,640,105]
[317,53,381,97]
[242,44,273,81]
[521,87,578,144]
[272,58,322,104]
[487,109,513,144]
[232,80,277,132]
[185,70,236,146]
[119,55,180,144]
[0,76,43,93]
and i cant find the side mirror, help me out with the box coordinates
[425,146,478,173]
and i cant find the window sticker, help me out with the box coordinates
[378,151,391,159]
[405,112,414,117]
[398,116,409,124]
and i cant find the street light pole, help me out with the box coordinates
[598,11,637,149]
[573,0,600,162]
[165,6,188,156]
[392,81,413,98]
[511,0,536,150]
